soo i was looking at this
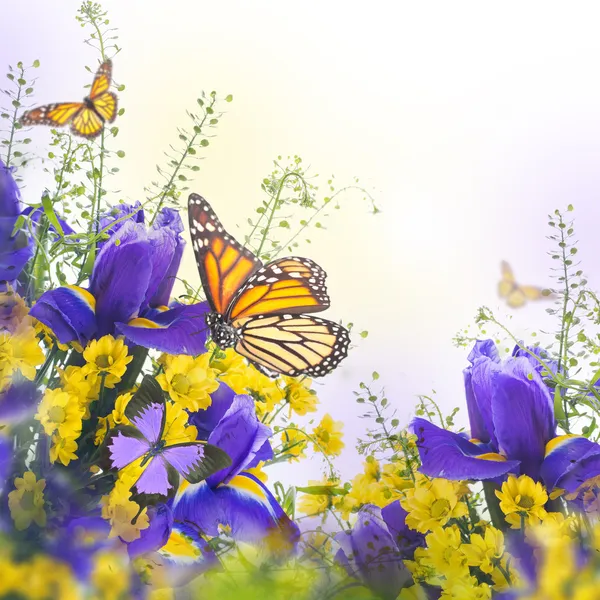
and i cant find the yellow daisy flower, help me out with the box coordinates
[312,413,344,456]
[401,477,469,533]
[111,392,132,425]
[8,471,47,531]
[157,353,219,411]
[101,491,149,543]
[35,388,84,439]
[440,575,492,600]
[461,527,505,574]
[297,478,340,516]
[0,324,45,384]
[280,428,308,461]
[495,474,548,529]
[82,335,133,388]
[420,525,469,580]
[282,375,318,416]
[59,365,101,417]
[94,415,114,446]
[49,434,79,466]
[162,401,198,444]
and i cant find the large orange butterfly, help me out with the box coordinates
[20,60,117,139]
[188,194,350,377]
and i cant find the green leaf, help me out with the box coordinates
[225,94,233,102]
[116,150,125,158]
[41,192,64,237]
[33,60,40,68]
[553,386,566,421]
[295,485,347,496]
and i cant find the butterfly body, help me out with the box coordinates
[20,60,117,139]
[188,194,350,377]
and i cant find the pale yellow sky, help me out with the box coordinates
[4,1,600,480]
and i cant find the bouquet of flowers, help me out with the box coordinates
[4,3,600,600]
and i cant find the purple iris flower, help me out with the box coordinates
[0,159,33,285]
[98,201,144,247]
[30,206,210,355]
[0,379,41,424]
[335,503,414,600]
[127,504,173,559]
[413,340,600,502]
[0,435,11,497]
[173,394,298,551]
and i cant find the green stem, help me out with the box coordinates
[255,172,302,257]
[149,95,218,225]
[482,481,506,531]
[4,64,25,167]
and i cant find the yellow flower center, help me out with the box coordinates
[171,373,191,396]
[21,490,37,512]
[517,495,535,509]
[431,498,451,519]
[319,431,330,444]
[96,354,112,369]
[48,406,66,424]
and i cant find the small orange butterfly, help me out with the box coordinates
[20,60,117,139]
[498,261,554,308]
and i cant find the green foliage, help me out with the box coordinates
[243,155,379,263]
[146,90,232,222]
[1,60,40,171]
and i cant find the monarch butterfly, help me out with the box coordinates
[188,193,350,378]
[498,261,552,308]
[19,60,117,139]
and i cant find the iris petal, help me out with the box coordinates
[29,285,97,345]
[116,301,211,355]
[412,417,519,480]
[492,357,556,479]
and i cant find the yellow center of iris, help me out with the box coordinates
[48,406,66,424]
[96,355,112,369]
[21,490,36,512]
[172,373,191,395]
[517,495,535,509]
[431,498,451,519]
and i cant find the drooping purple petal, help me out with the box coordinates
[381,500,425,560]
[188,382,236,441]
[128,402,165,446]
[29,285,97,345]
[207,395,272,487]
[116,301,211,355]
[0,379,41,424]
[512,344,561,379]
[541,435,600,498]
[412,417,519,480]
[173,473,299,550]
[108,431,151,469]
[335,504,412,600]
[492,357,556,479]
[134,456,172,496]
[127,504,173,559]
[152,207,184,234]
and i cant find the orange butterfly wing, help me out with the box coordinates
[19,59,116,138]
[228,257,330,322]
[89,60,112,98]
[20,102,84,127]
[188,194,262,314]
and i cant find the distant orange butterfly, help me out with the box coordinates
[498,261,552,308]
[20,60,117,139]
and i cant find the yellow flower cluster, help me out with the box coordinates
[8,471,47,531]
[0,316,44,391]
[157,353,219,411]
[0,548,81,600]
[82,334,133,388]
